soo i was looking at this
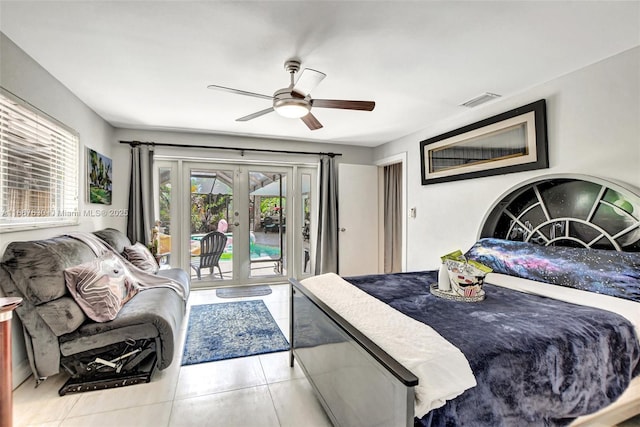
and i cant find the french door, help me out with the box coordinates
[155,160,316,288]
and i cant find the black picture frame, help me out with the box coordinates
[420,99,548,185]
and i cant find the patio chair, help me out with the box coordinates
[190,231,227,279]
[263,216,278,233]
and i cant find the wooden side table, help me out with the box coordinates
[1,297,22,427]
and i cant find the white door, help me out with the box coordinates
[156,160,315,288]
[184,163,294,287]
[338,164,379,276]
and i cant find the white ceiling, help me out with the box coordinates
[1,1,638,147]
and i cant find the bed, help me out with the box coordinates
[289,174,640,427]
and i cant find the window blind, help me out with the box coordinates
[0,88,79,231]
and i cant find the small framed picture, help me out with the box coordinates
[87,147,112,205]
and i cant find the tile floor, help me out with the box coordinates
[12,284,333,427]
[12,284,640,427]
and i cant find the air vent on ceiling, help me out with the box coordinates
[460,92,501,108]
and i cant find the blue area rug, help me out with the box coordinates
[181,300,290,366]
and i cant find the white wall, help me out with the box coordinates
[374,46,640,271]
[1,33,120,387]
[0,33,124,247]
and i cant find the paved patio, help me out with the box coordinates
[190,230,287,282]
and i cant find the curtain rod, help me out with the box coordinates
[119,140,342,157]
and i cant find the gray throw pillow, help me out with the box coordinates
[123,242,159,273]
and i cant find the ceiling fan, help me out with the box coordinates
[207,59,375,130]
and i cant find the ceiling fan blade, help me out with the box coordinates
[293,68,326,96]
[207,84,273,101]
[236,107,275,122]
[301,112,323,130]
[312,99,375,111]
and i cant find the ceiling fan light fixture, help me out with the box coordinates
[273,98,310,118]
[207,58,375,129]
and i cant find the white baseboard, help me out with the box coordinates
[13,358,32,390]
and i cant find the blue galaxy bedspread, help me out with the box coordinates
[345,271,640,427]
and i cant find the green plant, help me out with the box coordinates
[190,193,231,234]
[148,221,159,255]
[147,239,158,256]
[159,182,171,230]
[260,197,286,217]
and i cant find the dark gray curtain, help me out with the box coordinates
[314,155,338,274]
[383,162,402,273]
[127,144,154,245]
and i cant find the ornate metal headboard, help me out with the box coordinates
[479,174,640,252]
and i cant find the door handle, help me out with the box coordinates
[234,222,240,227]
[339,228,346,232]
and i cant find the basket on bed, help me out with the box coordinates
[432,250,491,302]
